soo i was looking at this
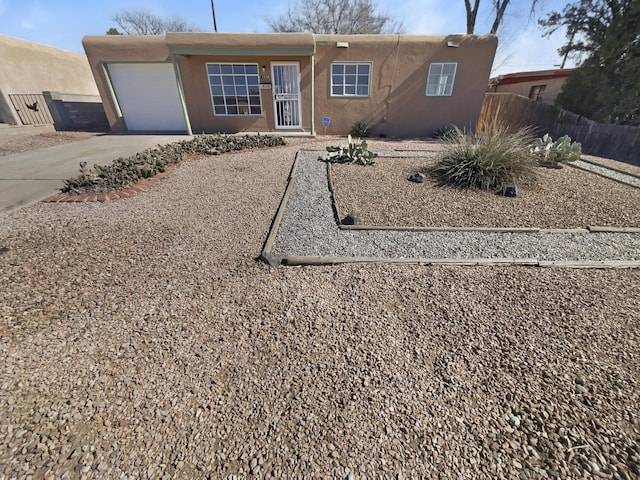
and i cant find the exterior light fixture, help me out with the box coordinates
[336,41,349,48]
[447,41,460,47]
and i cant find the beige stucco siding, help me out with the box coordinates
[82,35,173,131]
[82,33,497,136]
[494,77,566,105]
[314,34,497,137]
[166,32,315,54]
[0,35,98,125]
[178,55,312,134]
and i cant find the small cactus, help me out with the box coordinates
[530,134,581,168]
[320,135,378,166]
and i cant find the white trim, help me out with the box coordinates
[425,62,458,97]
[271,62,302,129]
[206,62,264,117]
[330,62,372,97]
[107,62,187,132]
[171,54,192,135]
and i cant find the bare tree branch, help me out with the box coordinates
[463,0,541,35]
[489,0,511,35]
[464,0,481,34]
[110,9,202,35]
[267,0,403,34]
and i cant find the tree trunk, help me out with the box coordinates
[490,0,511,34]
[464,0,481,33]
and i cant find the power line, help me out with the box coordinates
[211,0,218,32]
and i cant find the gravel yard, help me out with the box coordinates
[272,151,640,262]
[1,138,639,479]
[330,155,640,229]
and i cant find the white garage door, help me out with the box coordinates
[108,63,187,132]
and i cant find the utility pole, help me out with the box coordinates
[211,0,218,32]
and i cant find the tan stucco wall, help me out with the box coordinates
[177,55,312,134]
[82,35,172,132]
[166,32,315,52]
[494,77,567,105]
[83,33,497,137]
[0,35,98,125]
[313,34,497,137]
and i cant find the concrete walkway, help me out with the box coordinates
[0,134,191,213]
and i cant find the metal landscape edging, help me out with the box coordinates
[259,152,300,266]
[260,150,640,269]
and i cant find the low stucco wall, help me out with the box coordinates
[43,92,109,131]
[0,35,99,125]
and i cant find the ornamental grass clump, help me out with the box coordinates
[431,126,537,191]
[350,119,371,137]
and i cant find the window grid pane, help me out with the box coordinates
[331,62,371,97]
[426,62,457,97]
[207,63,263,116]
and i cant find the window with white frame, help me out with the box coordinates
[331,62,371,97]
[425,63,457,96]
[207,63,262,116]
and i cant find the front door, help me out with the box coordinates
[271,62,302,129]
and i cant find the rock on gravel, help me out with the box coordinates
[272,151,640,262]
[331,155,640,229]
[1,139,639,479]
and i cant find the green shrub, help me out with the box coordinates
[320,135,378,166]
[350,119,371,138]
[530,134,582,168]
[432,125,456,139]
[431,126,537,191]
[62,134,286,194]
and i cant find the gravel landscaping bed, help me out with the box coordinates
[330,155,640,229]
[272,151,640,262]
[1,139,639,479]
[580,155,640,177]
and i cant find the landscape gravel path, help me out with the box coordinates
[271,150,640,264]
[1,138,639,479]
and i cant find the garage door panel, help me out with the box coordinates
[108,63,186,132]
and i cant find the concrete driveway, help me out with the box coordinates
[0,134,192,213]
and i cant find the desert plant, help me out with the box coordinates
[350,119,371,137]
[432,125,456,139]
[530,134,582,168]
[431,126,537,191]
[62,134,286,194]
[320,135,378,165]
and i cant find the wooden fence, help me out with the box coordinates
[478,93,640,165]
[8,93,54,126]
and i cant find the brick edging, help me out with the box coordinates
[43,162,182,204]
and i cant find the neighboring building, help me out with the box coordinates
[82,33,498,137]
[488,69,574,105]
[0,35,100,126]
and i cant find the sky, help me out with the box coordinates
[0,0,576,76]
